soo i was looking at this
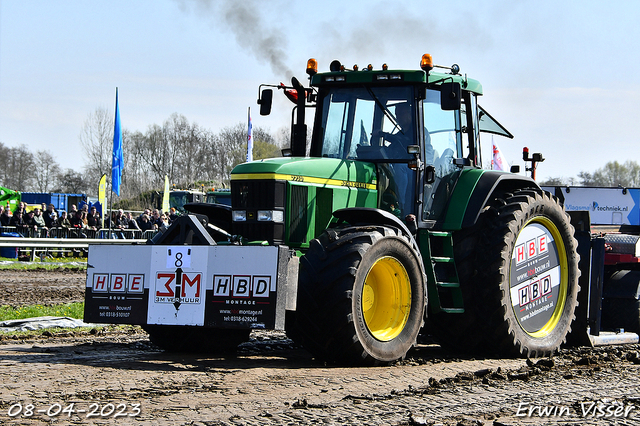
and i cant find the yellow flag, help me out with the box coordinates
[162,175,170,213]
[98,174,107,228]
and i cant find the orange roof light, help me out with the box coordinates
[420,54,433,72]
[382,63,388,71]
[306,58,318,76]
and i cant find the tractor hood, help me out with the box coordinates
[231,157,377,189]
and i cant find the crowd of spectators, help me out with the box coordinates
[0,202,178,238]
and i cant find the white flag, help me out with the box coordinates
[246,107,253,162]
[492,137,508,171]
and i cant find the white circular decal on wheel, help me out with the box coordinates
[509,222,562,333]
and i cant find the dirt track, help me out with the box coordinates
[0,268,86,307]
[1,269,639,425]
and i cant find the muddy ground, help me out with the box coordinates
[0,268,86,307]
[0,268,639,425]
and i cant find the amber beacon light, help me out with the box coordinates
[306,58,318,76]
[420,54,433,72]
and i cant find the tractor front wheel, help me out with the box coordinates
[290,226,426,365]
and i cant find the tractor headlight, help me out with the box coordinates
[257,210,284,222]
[232,210,247,222]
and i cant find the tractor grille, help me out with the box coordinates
[231,180,285,244]
[289,185,308,244]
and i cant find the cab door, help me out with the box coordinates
[420,88,463,222]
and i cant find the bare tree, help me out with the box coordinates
[54,169,89,194]
[33,150,61,192]
[166,114,209,187]
[124,130,155,197]
[133,122,176,188]
[216,123,248,184]
[0,141,8,188]
[1,145,34,191]
[74,109,284,199]
[275,125,290,149]
[80,107,114,190]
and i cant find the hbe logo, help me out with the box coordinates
[213,275,271,298]
[515,235,548,265]
[92,273,144,293]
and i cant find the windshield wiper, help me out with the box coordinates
[364,86,404,135]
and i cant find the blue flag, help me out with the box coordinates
[112,88,123,196]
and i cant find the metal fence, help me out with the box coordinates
[0,226,157,240]
[0,226,158,260]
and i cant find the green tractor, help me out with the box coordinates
[84,54,583,364]
[233,54,579,362]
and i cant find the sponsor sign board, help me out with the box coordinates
[84,245,282,329]
[543,186,640,226]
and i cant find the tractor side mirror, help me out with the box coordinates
[510,165,520,173]
[440,82,461,111]
[259,89,273,116]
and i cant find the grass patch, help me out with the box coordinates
[0,324,144,340]
[0,256,86,271]
[0,303,147,341]
[0,302,84,321]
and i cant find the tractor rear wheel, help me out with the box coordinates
[290,225,426,365]
[430,189,579,357]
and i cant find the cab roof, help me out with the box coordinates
[310,69,483,95]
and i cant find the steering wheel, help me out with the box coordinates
[382,131,409,157]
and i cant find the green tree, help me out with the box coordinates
[538,177,574,186]
[583,160,640,187]
[253,139,281,160]
[253,127,281,160]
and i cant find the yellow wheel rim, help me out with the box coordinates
[515,217,568,338]
[362,256,412,341]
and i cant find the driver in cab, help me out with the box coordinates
[371,102,414,158]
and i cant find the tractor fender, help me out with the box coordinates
[332,207,426,277]
[460,171,540,229]
[332,207,416,243]
[185,202,232,233]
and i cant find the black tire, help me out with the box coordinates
[289,225,426,365]
[602,298,640,334]
[601,270,640,334]
[430,189,580,357]
[142,325,250,353]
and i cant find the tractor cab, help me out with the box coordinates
[256,54,514,238]
[302,55,507,225]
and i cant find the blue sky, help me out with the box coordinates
[1,0,639,183]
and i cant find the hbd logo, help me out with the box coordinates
[519,275,552,307]
[213,275,271,298]
[92,274,144,293]
[515,235,548,265]
[155,271,202,304]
